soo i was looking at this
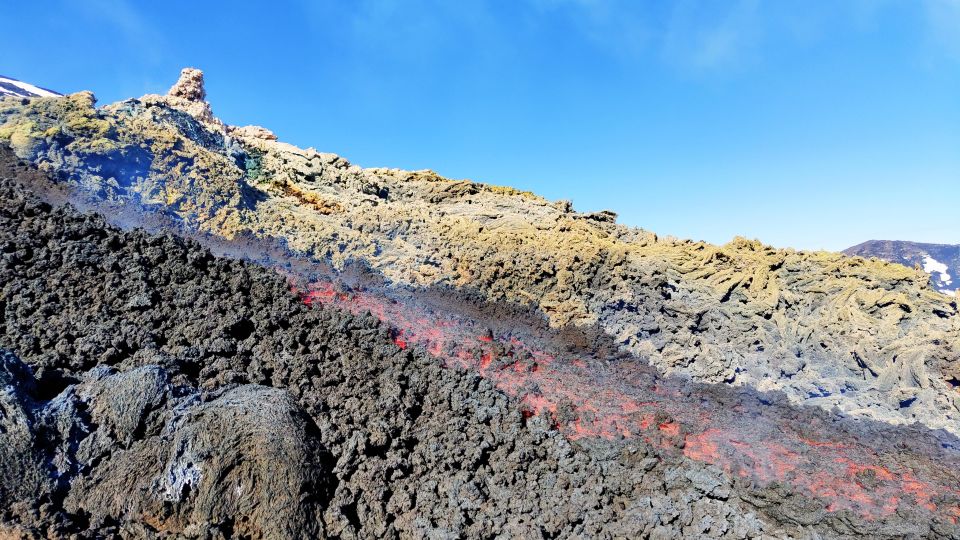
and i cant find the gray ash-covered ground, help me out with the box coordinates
[1,147,959,539]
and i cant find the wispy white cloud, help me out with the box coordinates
[526,0,960,72]
[298,0,501,61]
[923,0,960,60]
[77,0,165,64]
[530,0,654,57]
[661,0,762,71]
[298,0,960,75]
[530,0,772,73]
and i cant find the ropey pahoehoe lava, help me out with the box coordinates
[0,69,958,539]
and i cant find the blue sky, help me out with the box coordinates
[3,0,958,250]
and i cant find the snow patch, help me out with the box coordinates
[922,256,948,275]
[0,77,59,98]
[922,256,952,284]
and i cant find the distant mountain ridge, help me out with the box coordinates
[845,240,959,296]
[0,75,59,98]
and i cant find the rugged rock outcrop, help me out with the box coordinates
[151,67,221,129]
[1,69,957,438]
[167,67,206,102]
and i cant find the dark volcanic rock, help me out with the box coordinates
[0,356,330,538]
[0,351,49,507]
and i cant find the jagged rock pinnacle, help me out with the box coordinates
[167,68,206,102]
[150,67,223,129]
[158,68,278,141]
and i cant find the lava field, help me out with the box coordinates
[0,145,781,539]
[0,139,958,540]
[300,278,960,522]
[1,70,960,539]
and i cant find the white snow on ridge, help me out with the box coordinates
[922,256,948,275]
[0,76,59,98]
[922,255,952,284]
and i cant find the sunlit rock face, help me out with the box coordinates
[846,240,960,296]
[167,67,206,101]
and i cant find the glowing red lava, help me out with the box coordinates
[297,280,960,521]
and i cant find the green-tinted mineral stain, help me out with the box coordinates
[243,149,265,182]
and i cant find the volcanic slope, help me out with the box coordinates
[1,68,957,436]
[4,140,960,539]
[0,144,811,539]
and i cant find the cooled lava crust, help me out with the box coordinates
[2,147,960,538]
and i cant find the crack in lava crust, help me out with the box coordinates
[297,280,960,522]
